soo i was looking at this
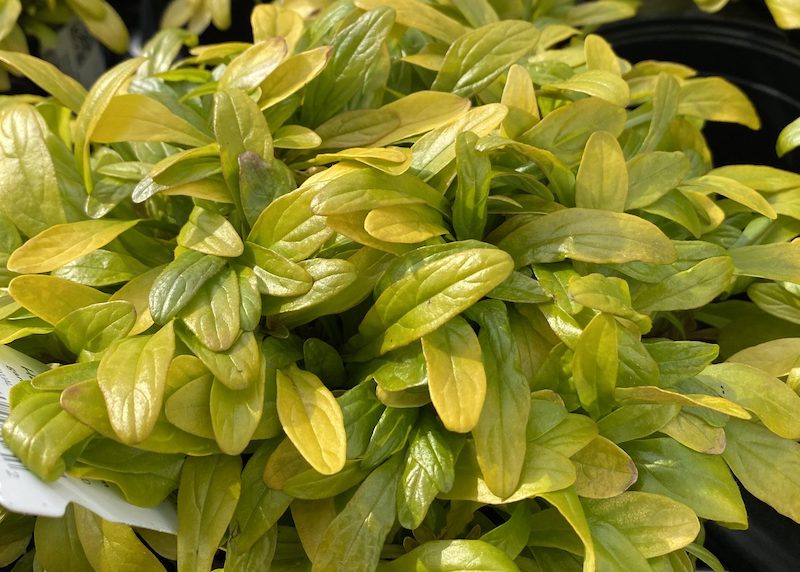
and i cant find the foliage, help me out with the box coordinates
[0,0,799,570]
[693,0,800,29]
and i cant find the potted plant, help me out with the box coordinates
[0,1,799,571]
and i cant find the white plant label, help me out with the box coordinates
[0,345,177,533]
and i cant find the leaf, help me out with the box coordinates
[165,369,215,439]
[539,489,597,572]
[210,373,264,455]
[91,94,213,147]
[180,268,241,352]
[0,50,86,112]
[583,492,700,558]
[8,275,107,324]
[597,404,680,444]
[276,364,346,475]
[495,209,676,267]
[35,506,92,572]
[614,386,750,419]
[748,283,800,325]
[572,436,637,499]
[178,455,242,572]
[396,412,463,530]
[355,0,467,43]
[728,337,800,377]
[66,0,129,54]
[421,316,486,433]
[274,125,322,149]
[453,131,492,241]
[55,300,136,355]
[364,204,447,244]
[432,20,540,98]
[258,46,332,109]
[177,206,244,257]
[632,256,734,312]
[0,104,66,237]
[243,242,313,298]
[302,7,395,125]
[678,77,760,129]
[645,340,719,386]
[149,250,227,325]
[251,3,303,48]
[547,70,630,107]
[659,411,726,455]
[777,115,800,157]
[568,273,650,334]
[586,519,652,572]
[97,322,176,444]
[382,539,519,571]
[625,438,747,526]
[347,244,514,360]
[220,37,288,92]
[180,329,262,391]
[32,361,99,391]
[73,506,165,572]
[680,174,776,219]
[361,406,418,470]
[572,313,619,419]
[625,151,690,210]
[7,219,138,274]
[575,131,627,212]
[312,455,401,572]
[729,243,800,282]
[695,362,800,439]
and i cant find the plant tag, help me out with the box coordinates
[0,345,177,533]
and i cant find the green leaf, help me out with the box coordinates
[583,492,700,558]
[680,174,777,219]
[361,406,418,470]
[453,131,492,241]
[8,274,108,324]
[696,362,800,439]
[396,412,462,530]
[210,372,264,455]
[258,46,332,109]
[312,455,401,572]
[355,0,467,42]
[467,300,531,499]
[576,130,628,213]
[220,37,288,92]
[0,103,66,237]
[53,249,150,287]
[547,70,630,107]
[678,77,760,129]
[626,151,691,210]
[625,438,747,526]
[728,337,800,376]
[598,404,680,444]
[178,455,242,572]
[7,219,138,275]
[149,250,227,325]
[276,364,346,475]
[645,340,719,386]
[180,268,241,352]
[723,418,800,522]
[66,0,129,54]
[0,50,86,113]
[55,300,136,355]
[586,519,652,572]
[382,539,519,571]
[34,506,92,572]
[178,207,244,258]
[614,386,750,419]
[480,503,531,560]
[660,411,726,455]
[568,274,650,333]
[777,115,800,157]
[347,243,513,360]
[573,313,619,419]
[421,316,487,433]
[364,204,447,244]
[572,436,637,499]
[302,7,395,125]
[180,328,262,391]
[632,256,734,312]
[31,361,99,391]
[495,209,676,267]
[97,322,176,444]
[91,94,213,147]
[729,243,800,282]
[539,488,597,571]
[165,366,215,439]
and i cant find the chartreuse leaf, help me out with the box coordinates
[226,526,277,571]
[242,242,313,297]
[748,283,800,326]
[614,386,750,419]
[598,404,680,444]
[644,340,719,386]
[396,411,463,530]
[178,206,244,257]
[302,7,395,126]
[91,94,213,147]
[467,301,530,499]
[585,519,651,572]
[110,265,163,335]
[361,406,418,470]
[313,455,401,572]
[496,209,676,267]
[632,256,734,313]
[165,364,215,439]
[276,364,346,475]
[32,362,99,391]
[729,243,800,282]
[35,506,92,572]
[238,267,262,331]
[421,316,486,433]
[258,46,332,109]
[680,174,776,219]
[696,362,800,439]
[355,0,467,42]
[728,337,800,376]
[568,274,650,333]
[723,418,800,523]
[311,147,411,175]
[292,499,336,562]
[573,313,619,419]
[0,104,66,238]
[453,131,492,241]
[7,219,138,274]
[364,204,447,244]
[480,503,531,560]
[210,371,264,455]
[180,328,262,391]
[575,131,627,212]
[251,3,303,47]
[624,438,747,526]
[626,151,690,210]
[572,436,638,499]
[678,77,760,129]
[0,50,86,112]
[660,411,726,455]
[777,116,800,157]
[2,391,93,481]
[97,321,175,444]
[220,37,288,91]
[347,243,513,360]
[8,275,107,324]
[149,250,227,324]
[178,455,242,572]
[73,505,165,572]
[539,488,597,572]
[546,70,630,107]
[432,20,540,98]
[55,300,136,355]
[583,492,701,558]
[501,64,539,138]
[180,268,241,352]
[381,539,519,571]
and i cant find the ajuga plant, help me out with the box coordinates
[0,0,800,570]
